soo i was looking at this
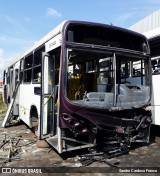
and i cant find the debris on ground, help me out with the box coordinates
[0,134,36,163]
[0,113,160,174]
[77,151,119,167]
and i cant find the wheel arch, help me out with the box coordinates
[30,105,39,128]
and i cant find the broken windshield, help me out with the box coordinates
[66,47,150,109]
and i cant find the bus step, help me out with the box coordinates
[46,136,58,150]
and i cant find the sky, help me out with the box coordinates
[0,0,160,80]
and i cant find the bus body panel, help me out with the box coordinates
[151,75,160,125]
[145,29,160,126]
[19,84,40,127]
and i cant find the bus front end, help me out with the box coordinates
[59,21,152,152]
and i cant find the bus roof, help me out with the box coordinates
[5,20,148,69]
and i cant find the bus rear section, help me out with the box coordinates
[2,62,20,117]
[0,82,2,97]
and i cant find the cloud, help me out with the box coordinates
[24,17,31,22]
[146,0,160,5]
[0,48,4,80]
[114,11,137,27]
[46,8,62,18]
[0,48,17,80]
[0,15,30,34]
[0,36,6,41]
[118,12,136,23]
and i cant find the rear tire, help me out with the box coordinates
[30,106,38,136]
[30,106,50,148]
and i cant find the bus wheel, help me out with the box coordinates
[30,106,50,148]
[30,106,38,136]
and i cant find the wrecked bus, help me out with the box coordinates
[145,29,160,126]
[2,20,152,153]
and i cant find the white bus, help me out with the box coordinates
[144,28,160,126]
[2,20,152,154]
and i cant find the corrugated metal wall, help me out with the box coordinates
[129,9,160,33]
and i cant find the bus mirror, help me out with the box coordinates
[34,87,41,95]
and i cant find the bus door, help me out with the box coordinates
[40,52,56,139]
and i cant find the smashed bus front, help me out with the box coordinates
[59,21,152,151]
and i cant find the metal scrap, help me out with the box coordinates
[2,135,20,163]
[0,134,36,163]
[78,155,120,167]
[78,144,129,167]
[0,140,9,149]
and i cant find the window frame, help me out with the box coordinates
[23,53,33,83]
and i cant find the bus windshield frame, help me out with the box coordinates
[64,22,151,110]
[66,23,149,54]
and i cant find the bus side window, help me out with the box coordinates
[24,54,33,83]
[33,67,41,83]
[24,70,32,83]
[151,60,157,73]
[51,46,61,85]
[20,59,24,82]
[15,68,19,87]
[33,47,44,83]
[157,59,160,72]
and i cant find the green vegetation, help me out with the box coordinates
[0,97,7,114]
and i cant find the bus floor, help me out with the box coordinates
[0,113,160,176]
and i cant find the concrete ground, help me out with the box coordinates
[0,114,160,176]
